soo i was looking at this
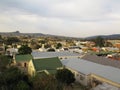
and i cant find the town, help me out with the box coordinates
[0,32,120,90]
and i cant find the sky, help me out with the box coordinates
[0,0,120,37]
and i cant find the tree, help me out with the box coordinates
[39,40,45,44]
[0,55,10,72]
[0,66,32,90]
[47,48,55,52]
[56,43,62,49]
[0,35,2,39]
[18,45,32,54]
[44,44,51,49]
[5,37,20,45]
[94,36,105,47]
[32,74,63,90]
[15,80,30,90]
[105,41,113,47]
[31,44,41,49]
[55,68,75,85]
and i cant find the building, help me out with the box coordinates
[13,54,62,76]
[82,54,120,69]
[61,58,120,89]
[13,54,33,72]
[28,57,62,76]
[28,51,80,76]
[13,51,120,89]
[31,51,80,59]
[6,48,18,56]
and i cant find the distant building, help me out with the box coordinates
[6,48,18,56]
[82,54,120,69]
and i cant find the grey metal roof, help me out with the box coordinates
[61,58,120,84]
[82,54,120,69]
[32,51,80,59]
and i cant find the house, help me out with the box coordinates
[61,58,120,89]
[69,46,83,53]
[13,54,33,72]
[28,57,62,76]
[107,53,120,61]
[6,48,18,56]
[13,53,63,76]
[13,51,81,76]
[28,51,81,76]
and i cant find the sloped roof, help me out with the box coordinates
[15,54,33,62]
[61,58,120,85]
[33,57,62,74]
[32,51,80,59]
[82,54,120,69]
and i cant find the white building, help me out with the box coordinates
[61,58,120,89]
[6,48,18,56]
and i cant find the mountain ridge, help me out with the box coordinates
[85,34,120,40]
[0,31,120,40]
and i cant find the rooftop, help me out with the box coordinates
[33,57,62,74]
[82,54,120,69]
[32,51,80,59]
[61,58,120,85]
[15,54,33,62]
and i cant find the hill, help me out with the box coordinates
[0,31,120,40]
[0,31,81,40]
[85,34,120,40]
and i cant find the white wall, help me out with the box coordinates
[67,67,89,86]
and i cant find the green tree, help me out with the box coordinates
[39,40,46,44]
[30,44,41,49]
[56,43,62,49]
[15,80,30,90]
[0,55,10,72]
[105,41,113,47]
[32,74,63,90]
[94,36,105,47]
[55,68,75,85]
[44,44,51,49]
[18,45,32,54]
[47,48,55,52]
[0,67,31,90]
[5,37,20,45]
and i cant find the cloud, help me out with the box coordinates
[0,0,120,37]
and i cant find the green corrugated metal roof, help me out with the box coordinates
[15,54,33,62]
[33,57,62,74]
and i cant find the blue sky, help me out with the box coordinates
[0,0,120,37]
